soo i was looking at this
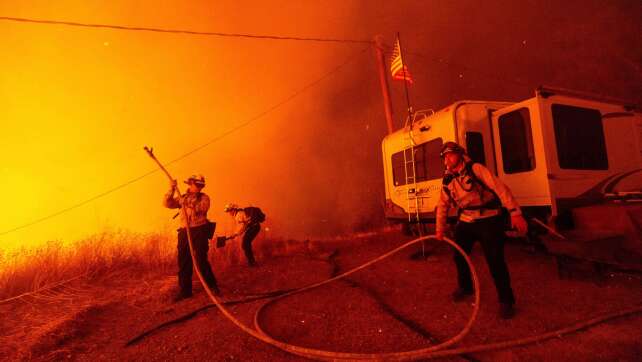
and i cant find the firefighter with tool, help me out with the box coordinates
[219,204,265,267]
[435,142,528,319]
[163,174,220,300]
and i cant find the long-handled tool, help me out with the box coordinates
[144,145,191,225]
[144,146,184,219]
[144,146,176,182]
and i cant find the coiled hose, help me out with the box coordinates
[184,233,642,361]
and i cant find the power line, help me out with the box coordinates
[165,47,370,163]
[0,170,159,237]
[0,15,530,87]
[0,46,370,237]
[0,16,372,44]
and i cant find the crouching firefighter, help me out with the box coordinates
[435,142,528,319]
[222,204,265,267]
[163,174,220,301]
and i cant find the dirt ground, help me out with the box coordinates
[1,230,641,361]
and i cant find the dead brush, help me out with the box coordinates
[209,233,318,267]
[0,227,383,302]
[254,237,313,258]
[0,230,176,302]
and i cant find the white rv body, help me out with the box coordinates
[382,87,642,226]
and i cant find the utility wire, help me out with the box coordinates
[0,46,370,237]
[166,48,370,163]
[0,16,372,44]
[0,15,531,88]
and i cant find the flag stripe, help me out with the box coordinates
[389,38,413,83]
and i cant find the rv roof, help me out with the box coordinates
[537,86,641,111]
[383,100,514,141]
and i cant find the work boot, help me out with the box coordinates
[499,303,516,320]
[451,288,473,302]
[173,291,193,303]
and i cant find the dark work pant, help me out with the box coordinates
[242,223,261,265]
[177,224,218,295]
[453,215,515,305]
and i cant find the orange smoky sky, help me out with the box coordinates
[0,0,374,249]
[1,1,640,249]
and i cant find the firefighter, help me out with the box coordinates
[435,142,528,319]
[164,174,220,301]
[222,203,264,267]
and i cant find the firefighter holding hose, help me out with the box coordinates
[435,142,528,319]
[164,174,221,301]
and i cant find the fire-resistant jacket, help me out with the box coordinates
[436,162,522,234]
[163,190,210,228]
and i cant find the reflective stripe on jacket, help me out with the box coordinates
[436,163,521,234]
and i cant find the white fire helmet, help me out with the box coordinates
[184,174,205,187]
[223,203,239,212]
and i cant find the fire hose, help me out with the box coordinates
[145,147,642,360]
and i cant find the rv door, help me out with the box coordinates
[490,99,552,208]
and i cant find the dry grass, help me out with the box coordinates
[210,234,315,267]
[0,229,313,302]
[213,225,402,266]
[0,230,175,301]
[0,225,398,302]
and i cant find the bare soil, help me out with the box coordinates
[1,230,641,361]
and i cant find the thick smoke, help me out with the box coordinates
[242,0,642,238]
[1,1,640,245]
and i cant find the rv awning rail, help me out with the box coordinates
[537,86,641,112]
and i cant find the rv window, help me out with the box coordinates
[552,104,608,170]
[465,132,486,165]
[391,138,443,186]
[498,108,536,173]
[425,138,444,180]
[391,151,407,186]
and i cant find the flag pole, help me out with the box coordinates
[397,32,414,126]
[373,35,395,134]
[397,33,424,252]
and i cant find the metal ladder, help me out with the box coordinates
[402,110,435,258]
[402,120,422,238]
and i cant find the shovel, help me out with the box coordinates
[216,236,227,248]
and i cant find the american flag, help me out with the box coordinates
[390,38,413,83]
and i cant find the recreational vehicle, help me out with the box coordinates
[382,87,642,261]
